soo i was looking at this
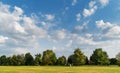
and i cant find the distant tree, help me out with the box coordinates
[34,53,42,65]
[17,54,25,65]
[85,57,89,65]
[6,57,13,65]
[11,55,18,65]
[42,50,57,65]
[67,48,86,66]
[0,55,7,65]
[109,58,117,65]
[116,52,120,66]
[25,53,34,65]
[90,48,110,65]
[8,54,25,66]
[56,56,66,65]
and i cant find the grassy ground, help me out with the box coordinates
[0,66,120,73]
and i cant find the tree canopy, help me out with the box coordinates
[90,48,110,65]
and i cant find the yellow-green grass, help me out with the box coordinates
[0,66,120,73]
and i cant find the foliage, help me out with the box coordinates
[109,58,117,65]
[34,53,42,65]
[68,48,86,66]
[56,56,66,65]
[116,52,120,66]
[0,55,7,65]
[90,48,110,65]
[25,53,34,65]
[42,50,57,65]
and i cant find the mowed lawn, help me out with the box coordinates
[0,66,120,73]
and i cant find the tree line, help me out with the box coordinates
[0,48,120,66]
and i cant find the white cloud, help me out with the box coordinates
[13,6,23,16]
[83,5,97,17]
[96,20,120,39]
[75,20,89,31]
[85,33,93,38]
[72,0,77,6]
[96,20,113,30]
[45,14,55,21]
[50,29,66,41]
[76,13,81,21]
[0,2,48,54]
[83,0,109,17]
[0,36,8,43]
[99,0,109,6]
[76,36,97,45]
[89,1,96,8]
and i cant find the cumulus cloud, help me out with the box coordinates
[99,0,109,6]
[83,1,97,17]
[96,20,120,39]
[96,20,113,30]
[76,13,81,21]
[83,0,109,17]
[83,1,98,17]
[0,2,48,55]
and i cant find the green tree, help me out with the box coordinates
[116,52,120,66]
[8,54,25,66]
[11,55,18,65]
[6,57,13,65]
[42,50,57,65]
[109,58,117,65]
[16,54,25,65]
[90,48,110,65]
[56,56,66,65]
[25,53,34,65]
[67,48,86,66]
[34,53,42,65]
[0,55,7,65]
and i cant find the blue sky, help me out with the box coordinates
[0,0,120,58]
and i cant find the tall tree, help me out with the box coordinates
[42,50,57,65]
[56,56,66,65]
[25,53,34,65]
[90,48,110,65]
[67,48,86,66]
[34,53,42,65]
[116,52,120,66]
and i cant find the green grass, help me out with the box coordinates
[0,66,120,73]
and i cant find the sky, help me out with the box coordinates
[0,0,120,58]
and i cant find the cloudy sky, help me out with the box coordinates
[0,0,120,58]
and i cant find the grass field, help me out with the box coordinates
[0,66,120,73]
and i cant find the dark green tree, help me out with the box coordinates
[42,50,57,65]
[0,55,7,65]
[6,57,13,65]
[90,48,110,65]
[16,54,25,65]
[11,55,18,65]
[56,56,66,65]
[67,48,86,66]
[109,58,117,65]
[25,53,34,65]
[116,52,120,66]
[34,53,42,65]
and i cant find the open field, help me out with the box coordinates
[0,66,120,73]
